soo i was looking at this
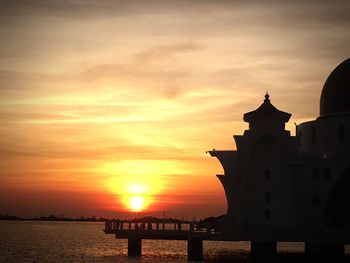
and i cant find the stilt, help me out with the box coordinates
[305,242,321,258]
[128,237,142,256]
[251,241,276,261]
[305,243,344,261]
[322,244,344,260]
[187,237,203,261]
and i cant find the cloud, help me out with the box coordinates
[0,0,350,217]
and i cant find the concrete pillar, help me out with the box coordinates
[128,237,142,256]
[322,244,344,260]
[305,243,344,261]
[187,237,203,261]
[305,243,321,258]
[251,241,277,261]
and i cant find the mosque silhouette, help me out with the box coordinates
[105,58,350,261]
[210,58,350,258]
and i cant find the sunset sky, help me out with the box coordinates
[1,0,349,219]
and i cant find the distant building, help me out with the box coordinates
[210,58,350,233]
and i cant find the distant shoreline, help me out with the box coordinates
[0,214,106,222]
[0,214,225,223]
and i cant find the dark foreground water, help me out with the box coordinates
[0,221,349,262]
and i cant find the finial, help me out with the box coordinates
[264,91,270,101]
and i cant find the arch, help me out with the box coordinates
[312,127,316,145]
[323,167,332,180]
[312,195,320,207]
[265,209,271,220]
[265,192,271,203]
[312,167,320,180]
[324,167,350,228]
[298,130,302,146]
[339,125,345,143]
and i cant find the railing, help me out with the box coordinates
[104,220,350,243]
[104,220,219,234]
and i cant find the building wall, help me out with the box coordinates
[295,114,350,230]
[211,95,350,233]
[240,134,298,227]
[298,115,350,159]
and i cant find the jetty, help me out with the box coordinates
[104,220,215,260]
[104,219,349,261]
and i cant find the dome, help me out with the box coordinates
[320,58,350,117]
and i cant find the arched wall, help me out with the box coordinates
[324,167,350,229]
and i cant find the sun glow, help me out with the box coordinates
[102,160,190,212]
[129,196,144,211]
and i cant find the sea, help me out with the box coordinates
[0,221,349,262]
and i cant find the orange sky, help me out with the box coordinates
[0,0,350,218]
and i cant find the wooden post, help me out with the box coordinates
[187,237,203,261]
[128,237,142,256]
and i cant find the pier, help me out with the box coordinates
[104,220,215,260]
[104,220,349,261]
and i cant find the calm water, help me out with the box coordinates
[0,221,348,262]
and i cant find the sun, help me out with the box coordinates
[129,196,144,212]
[102,159,189,212]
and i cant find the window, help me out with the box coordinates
[312,127,316,145]
[265,209,271,220]
[339,125,345,143]
[324,167,331,180]
[312,195,320,207]
[265,192,270,203]
[265,169,271,179]
[312,167,320,180]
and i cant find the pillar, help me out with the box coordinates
[128,237,142,256]
[305,243,321,258]
[322,244,344,260]
[251,241,277,261]
[187,237,203,261]
[305,243,344,261]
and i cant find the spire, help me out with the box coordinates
[264,91,270,101]
[243,93,291,123]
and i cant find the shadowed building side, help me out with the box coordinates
[210,93,299,230]
[104,58,350,261]
[210,58,350,259]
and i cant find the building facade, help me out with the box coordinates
[210,58,350,234]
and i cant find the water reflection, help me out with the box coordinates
[0,221,349,263]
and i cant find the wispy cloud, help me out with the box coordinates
[0,0,349,217]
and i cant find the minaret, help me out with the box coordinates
[210,93,297,230]
[243,93,291,135]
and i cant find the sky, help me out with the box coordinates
[0,0,349,219]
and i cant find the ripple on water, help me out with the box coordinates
[1,221,350,263]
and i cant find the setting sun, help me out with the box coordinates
[129,196,144,212]
[101,159,192,212]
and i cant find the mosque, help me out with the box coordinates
[105,59,349,261]
[210,58,350,235]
